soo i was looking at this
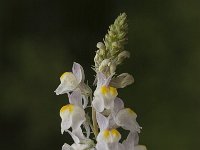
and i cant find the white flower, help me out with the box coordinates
[95,112,121,150]
[55,62,91,96]
[61,89,91,141]
[95,112,146,150]
[60,104,86,133]
[115,108,141,132]
[113,98,141,133]
[92,72,118,112]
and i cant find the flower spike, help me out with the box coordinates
[54,13,147,150]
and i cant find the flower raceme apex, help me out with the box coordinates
[54,13,147,150]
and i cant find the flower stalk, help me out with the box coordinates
[90,94,98,138]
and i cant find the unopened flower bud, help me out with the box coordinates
[97,42,106,49]
[110,73,134,88]
[99,49,105,56]
[110,63,116,74]
[99,59,110,72]
[112,42,119,48]
[116,51,130,65]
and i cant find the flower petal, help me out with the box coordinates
[60,105,74,133]
[66,130,80,144]
[97,129,121,144]
[100,86,118,110]
[110,129,121,143]
[55,72,78,95]
[68,90,82,108]
[96,112,109,130]
[96,130,108,143]
[96,142,109,150]
[107,115,118,129]
[105,73,115,86]
[107,143,123,150]
[110,73,134,88]
[72,127,86,141]
[92,96,104,112]
[104,97,114,110]
[113,97,124,115]
[123,132,139,149]
[71,106,86,130]
[96,72,114,87]
[96,72,107,88]
[60,105,85,132]
[71,143,89,150]
[54,83,70,95]
[61,118,72,134]
[115,108,141,133]
[72,62,85,83]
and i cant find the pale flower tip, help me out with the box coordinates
[54,89,60,95]
[54,88,61,95]
[54,84,69,95]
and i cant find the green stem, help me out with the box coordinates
[90,95,98,138]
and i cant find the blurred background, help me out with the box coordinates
[1,0,200,149]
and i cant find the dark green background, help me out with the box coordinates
[1,0,200,150]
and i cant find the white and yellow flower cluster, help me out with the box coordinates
[54,13,147,150]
